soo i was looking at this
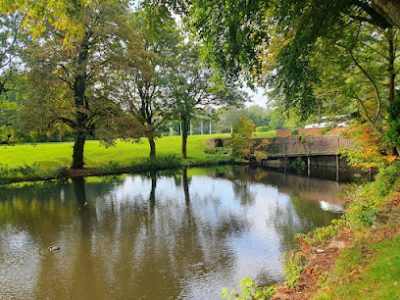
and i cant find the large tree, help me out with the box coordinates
[0,14,23,144]
[161,0,400,153]
[23,0,129,168]
[113,6,181,159]
[157,0,398,112]
[170,45,247,158]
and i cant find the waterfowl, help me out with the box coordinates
[48,246,60,252]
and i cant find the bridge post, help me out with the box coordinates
[307,146,311,176]
[336,155,340,181]
[284,143,287,171]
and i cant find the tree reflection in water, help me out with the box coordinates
[0,166,345,299]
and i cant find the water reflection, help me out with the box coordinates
[0,167,345,299]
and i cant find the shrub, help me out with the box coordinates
[221,277,275,300]
[343,162,400,228]
[230,117,269,163]
[143,155,183,170]
[386,90,400,151]
[302,219,345,245]
[256,126,269,132]
[55,167,70,182]
[291,157,306,174]
[284,251,305,288]
[373,161,400,196]
[340,123,396,169]
[231,117,256,161]
[97,161,121,175]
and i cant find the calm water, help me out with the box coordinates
[0,166,346,300]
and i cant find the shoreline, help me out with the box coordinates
[271,163,400,299]
[0,159,245,185]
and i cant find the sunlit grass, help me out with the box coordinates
[0,131,276,172]
[314,234,400,300]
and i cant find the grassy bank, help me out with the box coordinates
[0,132,275,183]
[273,162,400,300]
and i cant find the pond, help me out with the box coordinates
[0,166,347,299]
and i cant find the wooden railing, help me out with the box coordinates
[263,136,353,157]
[206,136,354,158]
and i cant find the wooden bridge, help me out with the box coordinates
[207,135,353,158]
[259,136,353,158]
[206,135,355,180]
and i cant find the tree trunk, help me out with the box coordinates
[72,134,86,169]
[181,116,190,159]
[148,136,156,159]
[71,31,90,169]
[149,170,157,212]
[182,168,190,205]
[72,176,87,207]
[388,28,395,104]
[387,28,399,157]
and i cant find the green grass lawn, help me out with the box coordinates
[0,131,276,181]
[314,233,400,300]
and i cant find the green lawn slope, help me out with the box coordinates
[0,132,276,182]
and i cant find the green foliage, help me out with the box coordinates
[386,90,400,150]
[284,252,305,288]
[185,0,269,81]
[231,117,256,161]
[314,235,400,300]
[291,157,306,174]
[55,167,69,182]
[340,123,395,170]
[0,163,68,184]
[268,109,285,130]
[204,145,232,157]
[256,126,269,132]
[97,161,122,175]
[302,219,345,245]
[245,105,270,127]
[344,162,400,228]
[221,277,275,300]
[142,155,183,171]
[173,0,399,124]
[166,42,247,158]
[113,5,182,153]
[373,162,400,196]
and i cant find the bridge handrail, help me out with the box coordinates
[264,136,353,157]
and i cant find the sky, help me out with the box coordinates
[243,86,269,108]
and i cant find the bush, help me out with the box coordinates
[98,161,121,175]
[221,277,275,300]
[374,161,400,196]
[284,252,305,288]
[55,167,70,182]
[386,90,400,151]
[231,117,256,161]
[343,162,400,228]
[256,126,269,132]
[143,155,183,170]
[302,219,345,245]
[291,157,306,174]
